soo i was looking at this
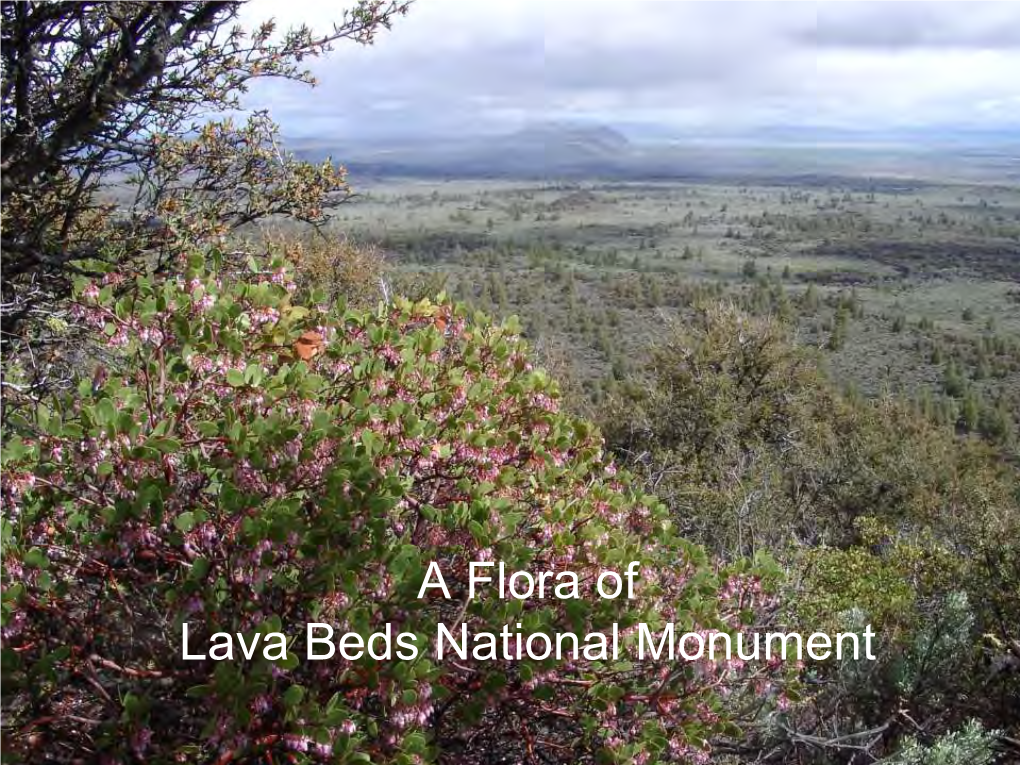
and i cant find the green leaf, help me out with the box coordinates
[174,512,196,532]
[147,437,182,454]
[95,398,116,426]
[244,364,264,386]
[361,430,382,457]
[283,684,306,708]
[196,421,221,437]
[122,692,146,718]
[24,548,48,569]
[191,557,211,581]
[468,520,486,545]
[225,369,246,387]
[2,436,28,461]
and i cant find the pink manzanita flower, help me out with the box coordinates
[5,471,36,497]
[182,595,204,615]
[138,326,165,345]
[107,327,129,347]
[313,741,333,756]
[130,727,153,758]
[250,694,273,714]
[194,293,216,313]
[249,306,280,326]
[379,344,401,364]
[186,354,214,374]
[102,272,125,286]
[1,610,27,639]
[283,734,311,752]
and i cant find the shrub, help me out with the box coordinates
[602,303,1020,760]
[600,304,829,554]
[885,720,1001,765]
[263,229,388,309]
[1,1,409,344]
[1,253,779,764]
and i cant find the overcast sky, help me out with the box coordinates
[239,0,1020,141]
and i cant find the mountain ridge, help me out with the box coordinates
[288,121,1019,183]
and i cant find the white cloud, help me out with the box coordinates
[238,0,1020,138]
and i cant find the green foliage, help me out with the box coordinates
[602,302,1020,761]
[1,0,408,358]
[943,359,968,397]
[793,548,916,637]
[827,307,849,350]
[884,720,1001,765]
[601,303,821,552]
[1,255,780,763]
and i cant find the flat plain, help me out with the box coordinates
[320,176,1020,445]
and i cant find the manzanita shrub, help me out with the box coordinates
[1,252,780,764]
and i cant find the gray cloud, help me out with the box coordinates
[240,0,1020,140]
[803,2,1020,50]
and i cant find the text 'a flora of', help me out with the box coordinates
[417,560,642,601]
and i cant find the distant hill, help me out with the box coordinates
[507,122,631,157]
[294,122,635,178]
[289,122,1020,183]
